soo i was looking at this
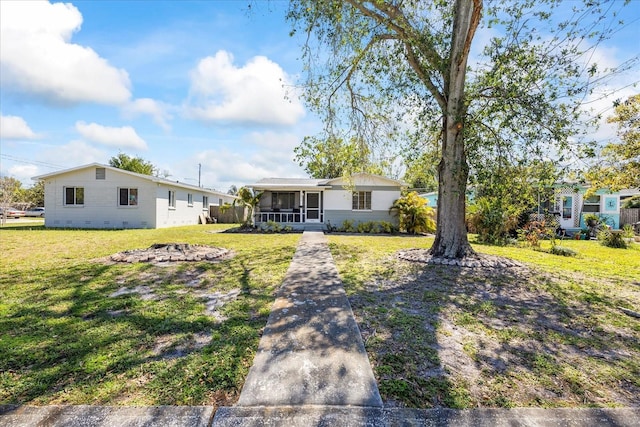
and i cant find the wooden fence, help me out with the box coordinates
[620,208,640,226]
[209,206,246,224]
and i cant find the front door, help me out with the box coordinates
[305,192,320,223]
[558,196,574,229]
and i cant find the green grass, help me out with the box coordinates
[472,237,640,281]
[2,227,638,408]
[328,234,640,409]
[0,224,299,406]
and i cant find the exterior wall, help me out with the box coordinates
[322,183,400,227]
[40,166,237,229]
[42,168,157,229]
[155,185,235,228]
[324,210,398,228]
[252,174,403,227]
[555,186,622,230]
[323,186,400,211]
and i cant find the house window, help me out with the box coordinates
[562,196,573,219]
[168,190,176,209]
[64,187,84,206]
[352,191,372,210]
[119,188,138,206]
[188,193,193,206]
[583,195,600,213]
[272,192,295,210]
[96,168,106,180]
[202,196,209,210]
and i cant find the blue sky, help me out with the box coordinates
[1,1,639,191]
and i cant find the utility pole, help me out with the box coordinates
[198,163,201,187]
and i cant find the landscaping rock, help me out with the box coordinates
[109,243,232,264]
[397,249,524,269]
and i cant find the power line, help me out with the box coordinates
[0,154,65,170]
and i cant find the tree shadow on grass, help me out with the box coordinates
[0,245,296,406]
[345,258,640,408]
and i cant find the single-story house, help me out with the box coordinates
[248,173,407,230]
[540,183,640,231]
[33,163,237,229]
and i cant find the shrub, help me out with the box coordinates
[262,220,282,233]
[357,221,373,233]
[549,245,578,257]
[518,220,552,247]
[598,229,627,249]
[378,221,396,234]
[341,219,356,232]
[390,192,435,234]
[467,196,519,245]
[622,224,635,238]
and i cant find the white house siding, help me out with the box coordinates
[323,183,401,227]
[37,164,239,229]
[154,185,220,228]
[42,168,157,229]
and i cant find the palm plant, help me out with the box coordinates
[234,187,263,227]
[390,191,436,235]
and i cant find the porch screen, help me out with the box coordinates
[272,192,295,210]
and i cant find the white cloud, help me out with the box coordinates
[44,140,108,167]
[0,0,131,105]
[75,121,147,150]
[577,44,638,144]
[8,164,39,185]
[123,98,173,131]
[185,50,305,126]
[0,114,38,139]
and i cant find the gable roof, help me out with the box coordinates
[249,173,407,190]
[321,173,408,187]
[250,177,330,190]
[33,163,237,199]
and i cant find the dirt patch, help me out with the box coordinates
[108,243,232,264]
[349,255,640,408]
[106,246,242,320]
[150,332,213,360]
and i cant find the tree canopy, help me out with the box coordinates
[586,94,640,191]
[287,0,634,258]
[294,135,388,179]
[109,153,155,175]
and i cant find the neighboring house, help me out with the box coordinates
[248,173,407,230]
[32,163,237,229]
[541,183,640,231]
[419,191,438,207]
[419,188,475,208]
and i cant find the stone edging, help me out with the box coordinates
[109,243,231,264]
[397,249,524,268]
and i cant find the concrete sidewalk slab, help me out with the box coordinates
[236,231,382,407]
[0,405,214,427]
[213,406,640,427]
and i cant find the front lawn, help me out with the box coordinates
[2,226,638,409]
[328,234,640,408]
[0,225,299,406]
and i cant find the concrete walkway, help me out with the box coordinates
[2,231,639,426]
[232,231,382,407]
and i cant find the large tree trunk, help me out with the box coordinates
[429,0,481,259]
[430,117,474,258]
